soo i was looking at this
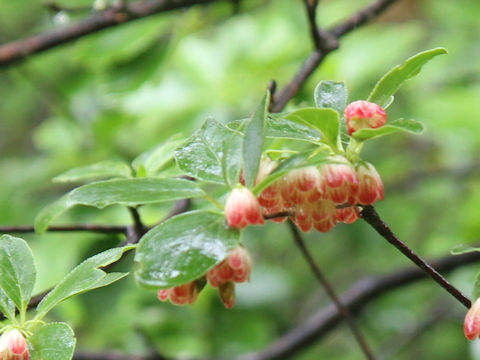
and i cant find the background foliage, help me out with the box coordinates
[1,0,480,358]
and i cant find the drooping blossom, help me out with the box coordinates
[225,186,264,229]
[355,162,384,205]
[465,298,480,340]
[207,246,252,288]
[0,329,29,360]
[157,280,202,306]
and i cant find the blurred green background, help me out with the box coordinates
[1,0,480,358]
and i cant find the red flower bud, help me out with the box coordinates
[225,187,264,229]
[355,163,384,205]
[0,329,29,360]
[465,298,480,340]
[344,100,387,135]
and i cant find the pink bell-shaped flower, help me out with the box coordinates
[207,246,252,288]
[344,100,387,135]
[157,280,202,306]
[225,186,264,229]
[356,162,384,205]
[0,329,29,360]
[465,298,480,340]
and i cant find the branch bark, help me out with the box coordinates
[272,0,398,112]
[288,220,376,360]
[0,0,218,67]
[234,250,480,360]
[360,205,471,308]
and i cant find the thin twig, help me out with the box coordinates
[303,0,322,50]
[0,224,127,234]
[287,220,376,360]
[360,205,471,308]
[272,0,398,112]
[0,0,219,67]
[234,250,480,360]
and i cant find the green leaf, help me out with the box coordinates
[135,211,239,288]
[266,116,322,143]
[473,272,480,301]
[0,235,36,312]
[175,118,243,185]
[284,108,340,147]
[368,47,448,107]
[34,178,204,234]
[253,150,329,195]
[29,323,76,360]
[352,119,424,141]
[0,288,15,321]
[53,161,132,183]
[314,80,348,114]
[450,244,480,255]
[132,135,184,177]
[36,246,134,319]
[243,92,270,187]
[228,117,321,143]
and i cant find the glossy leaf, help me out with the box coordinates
[314,80,348,114]
[284,108,340,147]
[34,178,204,234]
[228,116,321,143]
[0,235,36,312]
[29,323,76,360]
[132,135,184,177]
[0,288,15,321]
[175,118,243,185]
[450,244,480,255]
[368,47,448,107]
[135,211,239,288]
[352,119,424,141]
[52,161,132,183]
[266,116,322,143]
[243,92,270,187]
[36,245,135,319]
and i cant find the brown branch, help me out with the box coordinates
[303,0,322,50]
[0,224,128,234]
[329,0,398,38]
[0,0,219,67]
[360,205,471,308]
[272,0,399,112]
[288,220,376,360]
[68,250,480,360]
[234,250,480,360]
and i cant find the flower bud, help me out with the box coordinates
[355,162,384,205]
[225,186,264,229]
[207,246,252,287]
[344,100,387,135]
[218,281,236,309]
[0,329,29,360]
[465,298,480,340]
[157,280,202,306]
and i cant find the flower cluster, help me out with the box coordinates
[206,246,252,308]
[257,157,383,233]
[0,329,29,360]
[158,246,252,309]
[157,280,203,306]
